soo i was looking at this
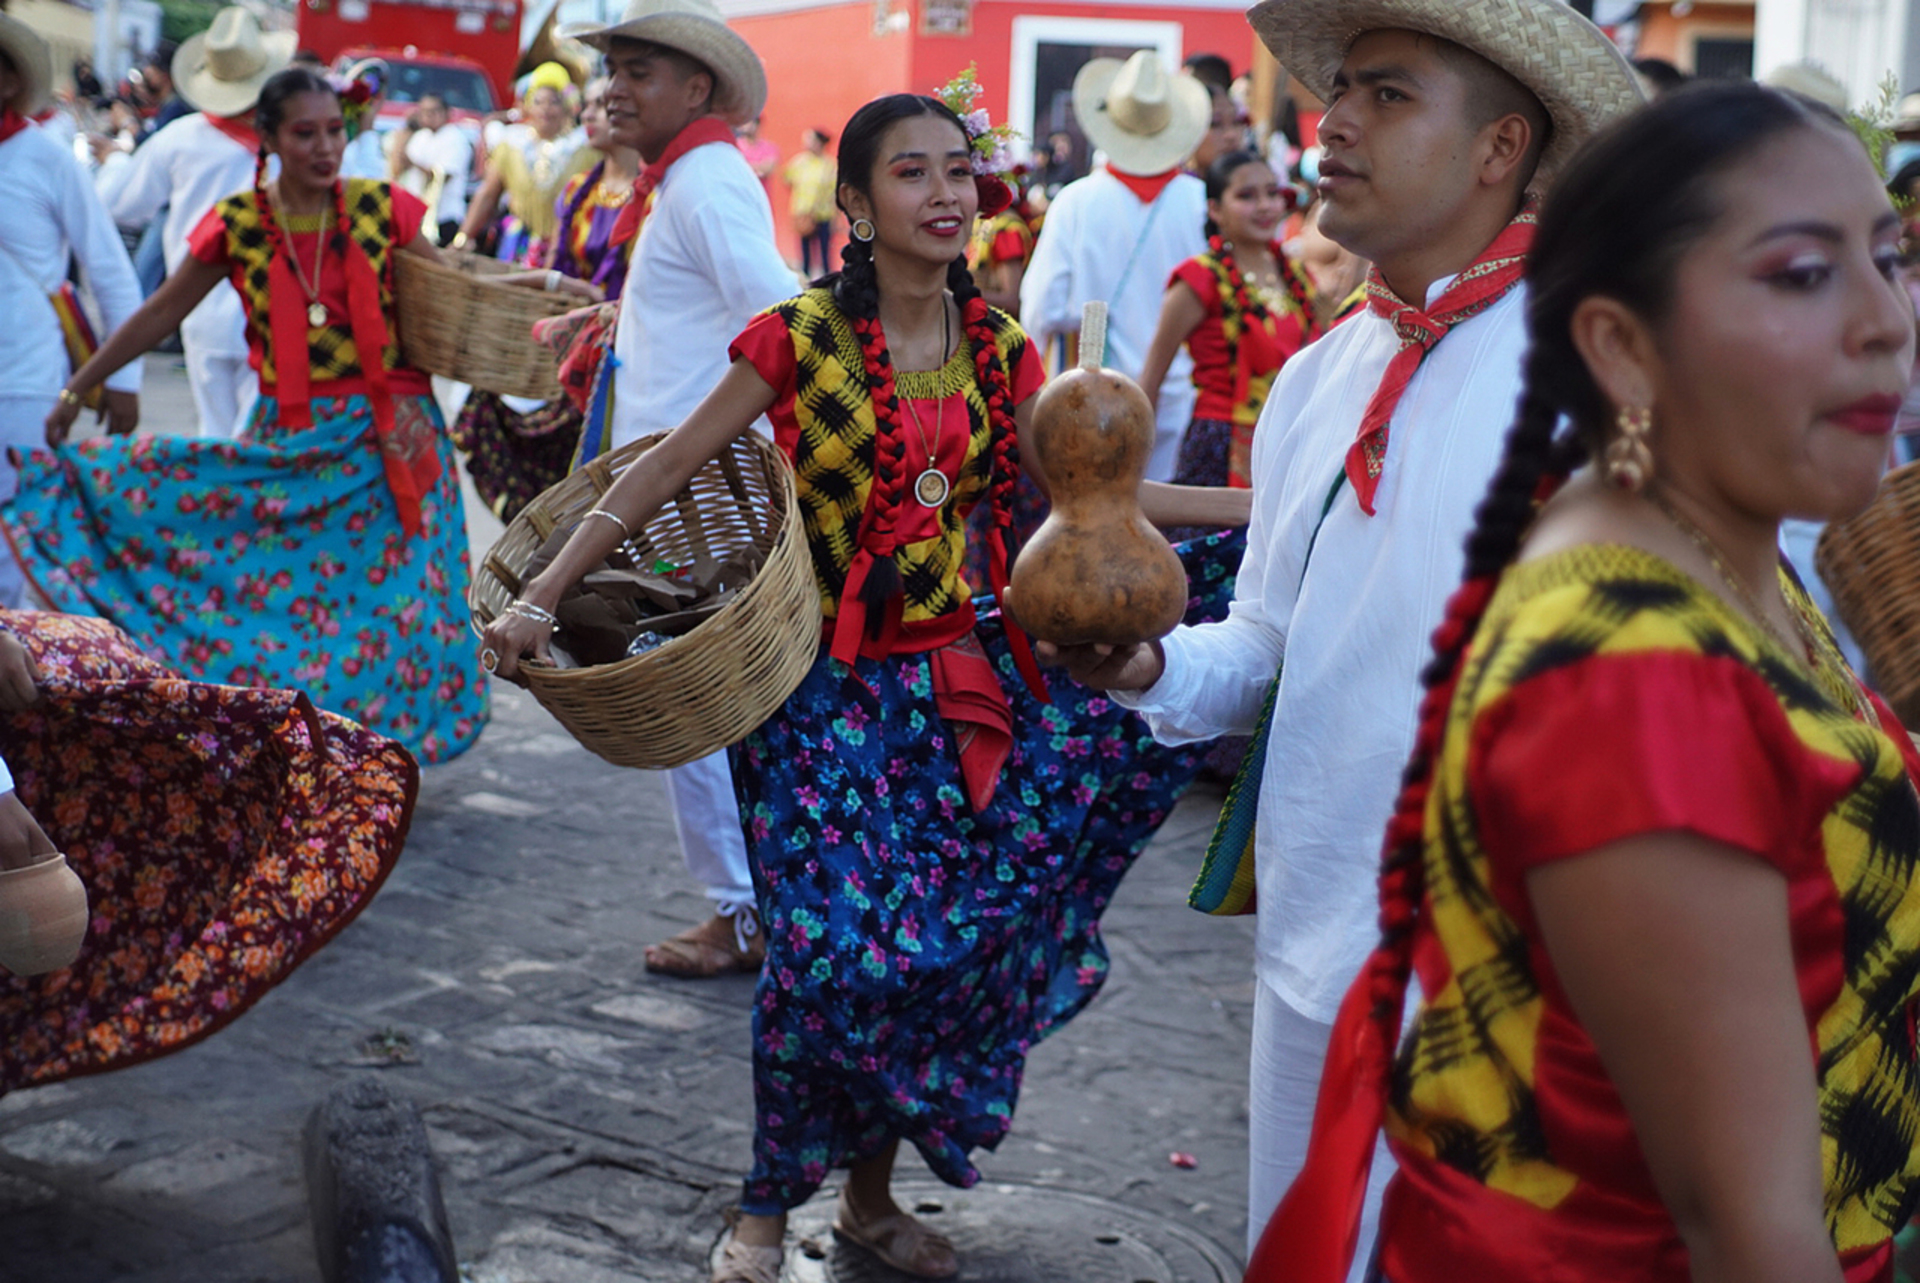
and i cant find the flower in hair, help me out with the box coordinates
[933,64,1021,178]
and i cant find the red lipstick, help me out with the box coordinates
[1827,393,1902,436]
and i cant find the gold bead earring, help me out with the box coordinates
[1605,405,1654,492]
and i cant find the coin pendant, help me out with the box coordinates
[914,468,950,508]
[308,301,328,328]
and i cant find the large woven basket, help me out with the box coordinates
[394,250,572,400]
[471,433,822,769]
[1816,460,1920,724]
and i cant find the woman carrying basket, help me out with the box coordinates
[481,90,1247,1282]
[20,67,596,765]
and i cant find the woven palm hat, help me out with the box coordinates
[561,0,766,125]
[1248,0,1643,185]
[0,14,52,117]
[173,8,297,119]
[1072,50,1211,176]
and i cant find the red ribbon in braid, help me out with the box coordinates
[1243,571,1497,1283]
[1208,234,1317,451]
[253,162,439,537]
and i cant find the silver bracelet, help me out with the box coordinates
[583,508,631,539]
[507,599,558,627]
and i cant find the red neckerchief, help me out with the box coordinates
[1107,165,1181,204]
[0,109,29,145]
[266,195,438,538]
[203,112,260,152]
[1344,201,1536,515]
[609,116,739,247]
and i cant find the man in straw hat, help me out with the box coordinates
[97,6,294,439]
[561,0,796,982]
[1022,49,1211,480]
[1050,0,1641,1270]
[0,13,143,605]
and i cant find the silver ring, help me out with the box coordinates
[480,648,499,674]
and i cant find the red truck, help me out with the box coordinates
[296,0,524,118]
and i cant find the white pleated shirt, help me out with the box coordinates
[1117,279,1530,1022]
[1020,166,1206,481]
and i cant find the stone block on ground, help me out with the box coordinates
[304,1077,459,1283]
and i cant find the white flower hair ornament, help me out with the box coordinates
[935,65,1022,216]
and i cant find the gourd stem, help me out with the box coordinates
[1080,301,1107,372]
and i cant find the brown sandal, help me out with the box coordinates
[833,1192,958,1279]
[643,912,765,979]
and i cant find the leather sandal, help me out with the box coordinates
[711,1233,783,1283]
[833,1191,959,1279]
[643,911,765,979]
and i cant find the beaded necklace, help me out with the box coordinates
[1208,232,1318,344]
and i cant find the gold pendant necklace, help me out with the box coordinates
[902,302,952,508]
[1646,489,1871,719]
[273,183,331,328]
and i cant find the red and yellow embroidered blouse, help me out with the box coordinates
[729,288,1044,653]
[188,178,430,400]
[1381,544,1920,1283]
[1168,249,1311,430]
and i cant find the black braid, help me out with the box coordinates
[830,236,881,322]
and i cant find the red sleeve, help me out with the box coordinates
[389,186,428,246]
[989,226,1028,265]
[1007,331,1044,406]
[187,205,231,267]
[1169,258,1220,310]
[1469,650,1861,889]
[727,310,797,395]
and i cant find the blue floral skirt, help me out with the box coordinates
[0,393,488,764]
[732,530,1244,1212]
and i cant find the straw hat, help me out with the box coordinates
[1072,50,1210,177]
[560,0,766,125]
[1248,0,1643,186]
[1764,61,1848,112]
[1893,92,1920,133]
[173,7,297,119]
[0,14,52,117]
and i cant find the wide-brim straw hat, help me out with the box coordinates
[0,14,52,117]
[174,7,298,119]
[1248,0,1643,186]
[1073,50,1211,177]
[560,0,766,125]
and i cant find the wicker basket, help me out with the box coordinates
[394,251,573,400]
[1816,460,1920,725]
[470,433,822,769]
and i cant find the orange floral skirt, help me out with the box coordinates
[0,610,416,1092]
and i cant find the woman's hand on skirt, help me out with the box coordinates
[478,611,552,685]
[0,633,43,711]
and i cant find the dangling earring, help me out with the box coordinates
[1605,405,1654,492]
[851,218,875,243]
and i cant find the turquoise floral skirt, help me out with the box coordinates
[733,530,1243,1212]
[0,394,487,764]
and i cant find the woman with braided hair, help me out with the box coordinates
[1140,148,1317,500]
[23,67,590,764]
[482,90,1245,1282]
[1251,80,1920,1283]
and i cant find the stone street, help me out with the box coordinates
[0,358,1258,1282]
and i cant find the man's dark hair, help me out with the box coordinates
[1183,52,1232,95]
[1632,57,1687,96]
[1426,35,1551,192]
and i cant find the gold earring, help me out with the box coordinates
[1605,405,1654,492]
[851,218,875,243]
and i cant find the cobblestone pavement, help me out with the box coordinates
[0,360,1258,1282]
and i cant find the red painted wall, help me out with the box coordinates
[732,0,1260,264]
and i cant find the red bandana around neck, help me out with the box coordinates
[1344,202,1537,516]
[0,109,29,146]
[1107,165,1181,204]
[204,112,260,153]
[609,116,739,247]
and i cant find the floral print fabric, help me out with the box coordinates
[0,393,487,764]
[0,609,416,1093]
[732,531,1244,1213]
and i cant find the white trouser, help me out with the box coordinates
[1249,976,1395,1279]
[183,342,256,440]
[0,393,58,607]
[665,749,756,918]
